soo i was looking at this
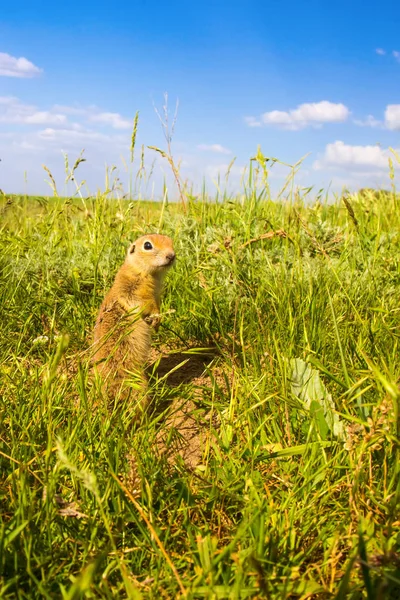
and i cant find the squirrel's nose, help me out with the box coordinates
[165,252,176,264]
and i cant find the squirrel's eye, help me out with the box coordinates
[143,241,153,250]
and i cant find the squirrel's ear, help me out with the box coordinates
[129,243,135,254]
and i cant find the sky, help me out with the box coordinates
[0,0,399,199]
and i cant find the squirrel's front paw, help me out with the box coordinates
[144,313,161,330]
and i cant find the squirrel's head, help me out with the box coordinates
[126,234,176,276]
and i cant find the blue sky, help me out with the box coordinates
[1,0,399,197]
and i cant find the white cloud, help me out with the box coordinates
[352,105,400,130]
[0,96,67,125]
[0,97,142,196]
[197,143,232,155]
[24,111,67,125]
[393,51,400,63]
[353,114,382,128]
[325,173,387,191]
[89,112,132,129]
[205,163,245,180]
[262,110,294,127]
[0,126,134,196]
[0,97,135,131]
[0,96,17,105]
[376,48,386,56]
[313,140,392,171]
[52,104,90,116]
[18,140,44,151]
[385,105,400,130]
[244,116,262,128]
[246,101,350,130]
[37,127,129,151]
[1,125,128,155]
[0,52,42,78]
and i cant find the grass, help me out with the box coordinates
[1,154,400,599]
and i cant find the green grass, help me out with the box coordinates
[1,170,400,598]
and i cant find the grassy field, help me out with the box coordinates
[1,169,400,598]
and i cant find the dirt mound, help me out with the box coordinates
[149,346,223,470]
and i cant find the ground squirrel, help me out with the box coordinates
[92,233,175,409]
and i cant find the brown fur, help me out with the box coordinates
[92,234,175,411]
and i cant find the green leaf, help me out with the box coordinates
[3,520,29,549]
[290,358,346,440]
